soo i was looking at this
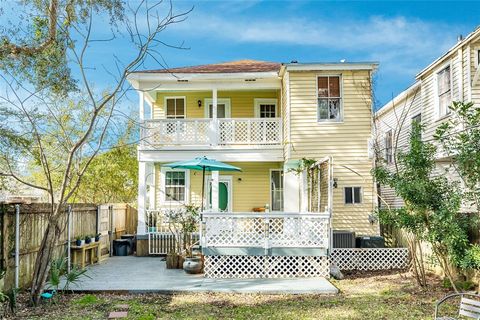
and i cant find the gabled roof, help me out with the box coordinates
[135,59,281,74]
[416,25,480,79]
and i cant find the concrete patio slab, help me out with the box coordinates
[60,256,338,294]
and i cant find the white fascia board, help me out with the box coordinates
[416,26,480,79]
[284,62,378,72]
[375,81,421,118]
[128,71,279,82]
[136,79,282,91]
[138,149,284,162]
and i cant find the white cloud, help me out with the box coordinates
[175,13,464,75]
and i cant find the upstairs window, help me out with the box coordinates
[317,76,342,122]
[165,97,185,119]
[437,66,451,117]
[412,113,422,139]
[345,187,362,204]
[254,98,277,118]
[385,130,393,164]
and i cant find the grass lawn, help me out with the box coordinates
[9,271,454,319]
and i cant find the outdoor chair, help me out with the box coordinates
[435,293,480,319]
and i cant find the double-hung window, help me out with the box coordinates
[344,187,362,204]
[437,66,452,117]
[165,171,186,202]
[165,97,185,119]
[165,97,185,134]
[385,130,393,164]
[412,113,422,139]
[317,76,342,122]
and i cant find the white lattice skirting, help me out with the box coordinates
[204,255,330,279]
[331,248,410,271]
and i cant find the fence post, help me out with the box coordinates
[67,205,72,273]
[14,204,20,290]
[109,205,114,257]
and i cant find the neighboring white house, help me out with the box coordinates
[375,26,480,209]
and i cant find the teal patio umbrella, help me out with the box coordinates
[164,157,241,212]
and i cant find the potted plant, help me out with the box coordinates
[165,204,203,273]
[75,236,84,246]
[85,235,92,245]
[90,234,96,243]
[95,233,101,242]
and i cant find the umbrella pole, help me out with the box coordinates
[201,167,205,212]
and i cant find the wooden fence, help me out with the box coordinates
[0,203,137,291]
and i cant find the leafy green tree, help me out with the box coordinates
[373,123,478,291]
[73,142,138,204]
[0,0,191,304]
[435,101,480,213]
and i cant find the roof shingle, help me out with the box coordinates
[136,59,281,74]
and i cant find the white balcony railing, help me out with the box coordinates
[200,212,330,250]
[140,118,282,148]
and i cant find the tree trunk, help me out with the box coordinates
[29,218,60,305]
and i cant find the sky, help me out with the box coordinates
[115,0,478,108]
[3,0,479,112]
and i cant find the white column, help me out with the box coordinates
[211,171,219,211]
[211,88,218,146]
[139,91,145,121]
[300,170,308,212]
[137,161,147,234]
[284,166,300,212]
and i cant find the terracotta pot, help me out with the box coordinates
[183,257,203,274]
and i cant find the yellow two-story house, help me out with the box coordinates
[128,59,379,244]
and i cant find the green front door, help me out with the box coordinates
[209,181,229,211]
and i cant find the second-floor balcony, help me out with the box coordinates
[140,118,282,149]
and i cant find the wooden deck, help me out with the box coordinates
[59,256,338,294]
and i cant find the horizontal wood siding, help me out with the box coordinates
[155,162,283,212]
[287,70,377,235]
[152,90,280,119]
[376,37,480,213]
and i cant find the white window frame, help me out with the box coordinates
[434,62,453,119]
[164,96,186,119]
[344,186,362,205]
[316,74,343,123]
[254,98,278,118]
[160,167,190,205]
[204,98,231,118]
[269,169,284,212]
[475,47,480,68]
[385,130,393,164]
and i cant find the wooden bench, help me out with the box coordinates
[71,242,100,269]
[435,293,480,319]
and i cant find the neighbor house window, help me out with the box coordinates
[412,113,422,139]
[385,130,393,164]
[344,187,362,204]
[165,171,186,202]
[165,97,185,119]
[317,75,342,121]
[437,66,452,117]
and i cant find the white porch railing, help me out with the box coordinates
[140,118,282,148]
[201,212,330,251]
[145,209,170,233]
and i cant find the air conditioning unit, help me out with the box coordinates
[333,230,356,248]
[356,236,385,248]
